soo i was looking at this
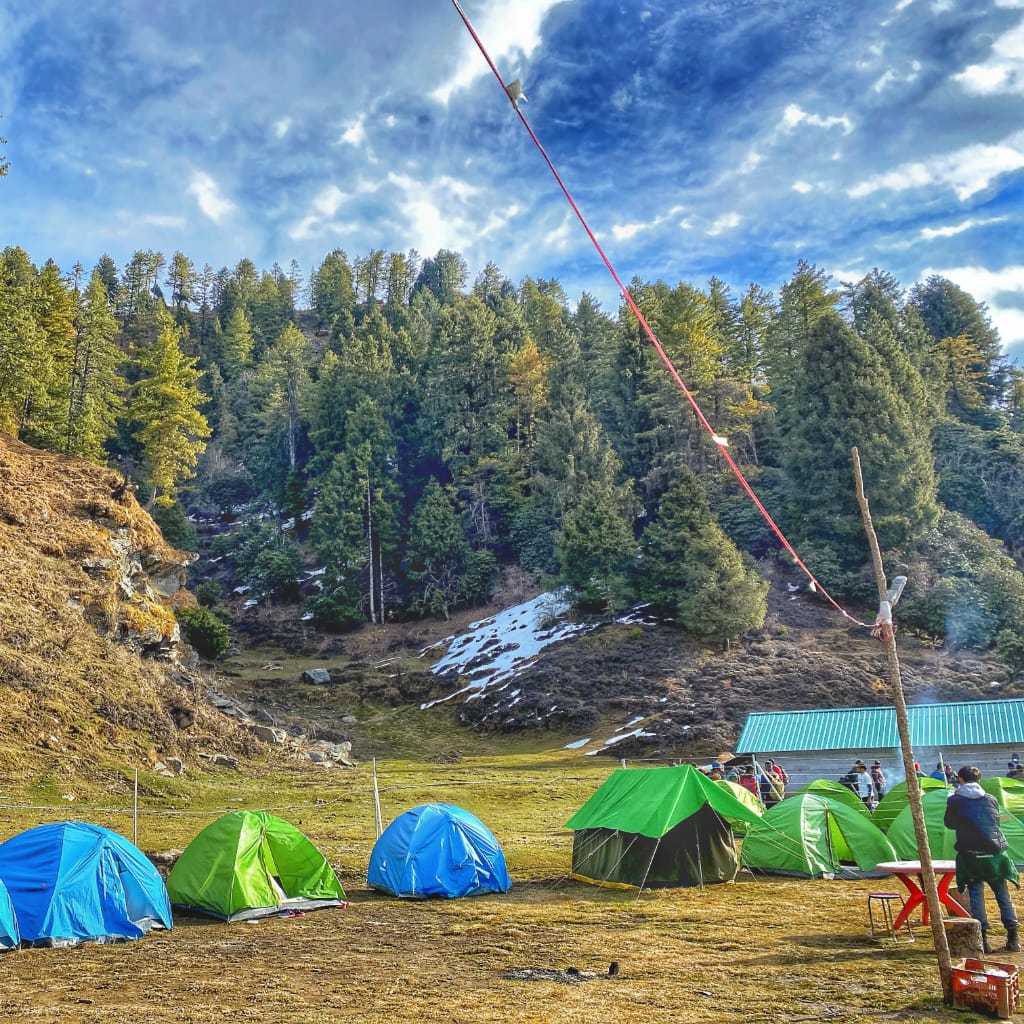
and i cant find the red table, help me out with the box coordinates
[876,860,970,931]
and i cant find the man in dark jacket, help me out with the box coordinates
[945,766,1020,952]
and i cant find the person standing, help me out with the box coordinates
[854,762,874,809]
[944,765,1020,953]
[870,760,887,801]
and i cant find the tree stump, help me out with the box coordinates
[944,918,984,958]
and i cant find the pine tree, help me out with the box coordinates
[220,306,254,380]
[311,249,356,336]
[0,247,44,436]
[66,272,124,460]
[406,480,471,619]
[782,311,938,566]
[129,309,210,505]
[24,259,76,449]
[556,477,637,610]
[635,469,768,641]
[257,323,311,473]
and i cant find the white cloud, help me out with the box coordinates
[848,134,1024,200]
[273,117,291,139]
[873,60,922,92]
[187,171,235,223]
[140,213,186,230]
[339,113,366,146]
[431,0,569,104]
[288,184,349,241]
[919,215,1008,239]
[612,221,650,241]
[780,103,854,135]
[544,215,573,251]
[385,172,490,254]
[953,19,1024,96]
[706,211,742,236]
[480,203,522,237]
[739,149,762,173]
[384,114,397,128]
[792,180,814,194]
[920,264,1024,346]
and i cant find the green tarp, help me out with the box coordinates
[167,811,345,921]
[566,765,764,889]
[887,789,1024,864]
[742,793,897,878]
[872,777,950,832]
[566,764,765,839]
[716,779,764,836]
[798,779,871,817]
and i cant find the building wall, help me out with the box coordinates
[745,744,1023,790]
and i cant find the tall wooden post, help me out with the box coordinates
[852,447,953,1003]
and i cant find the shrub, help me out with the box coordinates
[176,606,230,659]
[195,580,222,608]
[306,586,363,632]
[458,550,499,606]
[151,502,198,551]
[997,630,1024,679]
[249,542,303,600]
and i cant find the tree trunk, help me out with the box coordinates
[852,446,953,1004]
[366,475,376,625]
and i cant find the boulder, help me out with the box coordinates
[249,724,287,745]
[164,756,185,776]
[301,668,332,686]
[212,753,239,769]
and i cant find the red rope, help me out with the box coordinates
[448,0,868,629]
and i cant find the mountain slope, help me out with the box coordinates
[0,437,253,783]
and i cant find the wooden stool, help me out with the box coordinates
[868,892,915,942]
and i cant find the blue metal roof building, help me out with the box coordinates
[737,699,1024,755]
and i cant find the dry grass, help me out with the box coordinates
[0,437,254,782]
[0,751,1004,1024]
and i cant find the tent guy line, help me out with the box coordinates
[447,0,869,630]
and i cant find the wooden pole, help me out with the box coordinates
[852,447,953,1003]
[133,767,139,847]
[372,758,383,838]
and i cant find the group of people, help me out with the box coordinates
[839,760,888,808]
[707,758,790,807]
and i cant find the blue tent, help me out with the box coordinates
[0,877,18,950]
[368,803,511,899]
[0,822,172,946]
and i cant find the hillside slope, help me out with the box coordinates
[0,438,254,783]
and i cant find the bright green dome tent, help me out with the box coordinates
[742,793,897,879]
[872,777,950,832]
[168,811,345,921]
[715,779,764,837]
[981,777,1024,817]
[798,779,871,817]
[887,789,1024,864]
[566,765,763,889]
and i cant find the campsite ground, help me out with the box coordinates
[0,749,1000,1024]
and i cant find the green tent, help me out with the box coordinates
[742,793,897,878]
[872,777,950,832]
[798,779,871,817]
[887,789,1024,864]
[981,777,1024,817]
[716,779,764,836]
[167,811,345,921]
[565,765,763,889]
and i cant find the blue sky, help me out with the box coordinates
[1,0,1022,361]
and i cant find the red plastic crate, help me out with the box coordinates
[951,958,1020,1019]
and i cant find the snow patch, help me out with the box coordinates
[421,591,589,709]
[564,737,591,749]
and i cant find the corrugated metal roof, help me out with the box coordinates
[736,700,1024,754]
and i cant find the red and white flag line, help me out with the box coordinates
[448,0,871,630]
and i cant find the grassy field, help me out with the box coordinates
[0,750,1005,1024]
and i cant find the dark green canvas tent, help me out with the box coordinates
[742,793,897,878]
[798,779,871,817]
[167,811,345,921]
[872,777,950,832]
[887,789,1024,864]
[565,765,763,889]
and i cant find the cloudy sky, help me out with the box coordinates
[1,0,1022,360]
